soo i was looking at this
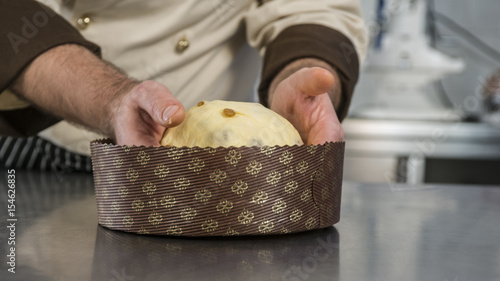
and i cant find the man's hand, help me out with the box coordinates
[111,80,184,146]
[268,64,344,145]
[11,44,184,146]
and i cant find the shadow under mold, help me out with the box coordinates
[91,225,340,281]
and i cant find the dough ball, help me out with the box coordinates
[160,100,303,148]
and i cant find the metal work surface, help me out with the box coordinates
[1,170,499,281]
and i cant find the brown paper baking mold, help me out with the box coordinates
[90,139,344,236]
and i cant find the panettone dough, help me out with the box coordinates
[161,100,303,147]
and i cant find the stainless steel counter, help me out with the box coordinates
[1,170,499,281]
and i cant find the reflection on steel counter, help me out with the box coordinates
[91,226,339,281]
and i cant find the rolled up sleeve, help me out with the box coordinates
[0,0,101,136]
[245,0,368,120]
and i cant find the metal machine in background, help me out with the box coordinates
[343,0,500,185]
[358,0,464,121]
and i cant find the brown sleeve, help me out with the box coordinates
[0,0,101,136]
[258,24,360,121]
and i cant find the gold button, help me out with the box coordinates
[76,15,92,30]
[176,37,189,53]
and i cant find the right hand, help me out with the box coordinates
[110,80,185,146]
[10,44,184,146]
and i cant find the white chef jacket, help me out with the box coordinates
[1,0,367,156]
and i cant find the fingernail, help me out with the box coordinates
[162,105,179,123]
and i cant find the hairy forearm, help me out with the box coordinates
[10,44,138,136]
[268,58,342,110]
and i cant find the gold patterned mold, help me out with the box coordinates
[90,139,344,236]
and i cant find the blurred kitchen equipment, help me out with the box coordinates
[482,69,500,126]
[343,0,500,185]
[356,0,465,121]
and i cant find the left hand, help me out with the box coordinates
[268,67,343,145]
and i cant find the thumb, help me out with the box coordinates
[132,81,185,127]
[291,67,336,97]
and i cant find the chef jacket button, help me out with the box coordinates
[76,15,92,30]
[176,37,190,53]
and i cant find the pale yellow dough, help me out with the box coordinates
[161,100,303,148]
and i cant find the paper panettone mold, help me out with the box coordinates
[90,139,344,236]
